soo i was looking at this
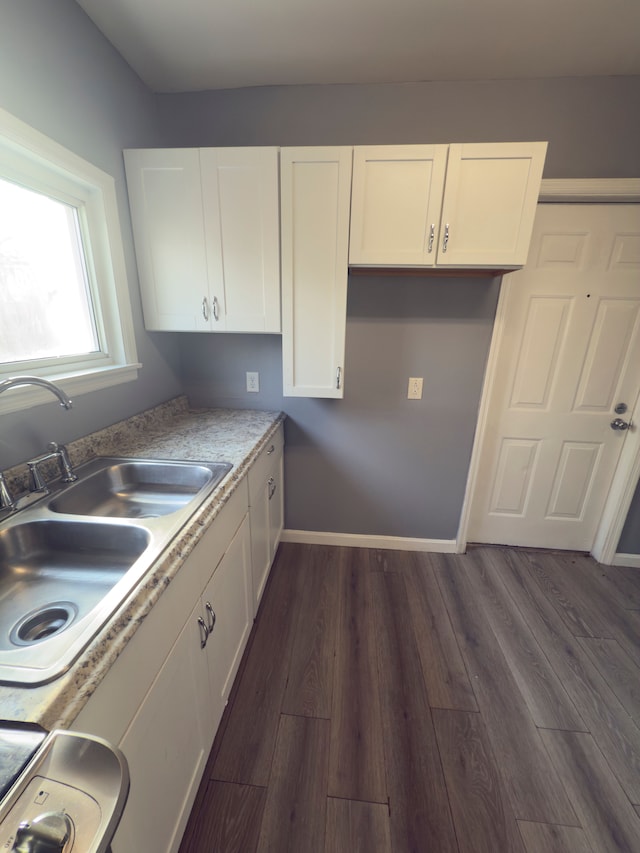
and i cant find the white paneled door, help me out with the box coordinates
[469,204,640,550]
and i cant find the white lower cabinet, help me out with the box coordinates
[202,514,253,720]
[248,425,284,614]
[114,600,210,852]
[71,479,253,853]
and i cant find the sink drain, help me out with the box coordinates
[10,602,78,646]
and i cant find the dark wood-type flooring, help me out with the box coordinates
[178,543,640,852]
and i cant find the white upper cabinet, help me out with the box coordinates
[349,145,448,266]
[124,148,210,331]
[200,148,280,332]
[438,142,547,268]
[280,147,353,398]
[349,141,547,269]
[124,147,280,333]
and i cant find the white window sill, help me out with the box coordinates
[0,363,141,415]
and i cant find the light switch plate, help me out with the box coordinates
[408,377,423,399]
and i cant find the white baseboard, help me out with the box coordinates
[280,529,458,553]
[610,553,640,569]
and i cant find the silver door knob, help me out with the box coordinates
[610,417,631,431]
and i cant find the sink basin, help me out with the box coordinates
[48,459,232,519]
[0,455,233,685]
[0,520,150,653]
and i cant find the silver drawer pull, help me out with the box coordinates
[268,477,276,500]
[197,616,208,649]
[212,296,220,322]
[336,366,342,390]
[442,223,450,253]
[202,297,209,321]
[266,444,275,455]
[427,223,435,253]
[205,601,216,633]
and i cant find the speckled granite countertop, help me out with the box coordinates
[0,396,284,731]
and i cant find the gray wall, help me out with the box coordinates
[156,77,640,178]
[161,77,640,547]
[181,277,499,539]
[0,0,182,469]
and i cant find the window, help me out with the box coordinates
[0,107,139,413]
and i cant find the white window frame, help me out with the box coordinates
[0,106,140,414]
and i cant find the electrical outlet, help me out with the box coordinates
[408,377,423,399]
[246,371,260,393]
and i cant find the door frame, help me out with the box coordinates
[457,179,640,563]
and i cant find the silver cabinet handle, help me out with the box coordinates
[202,297,209,321]
[336,366,342,390]
[205,601,216,633]
[442,224,450,253]
[427,223,435,253]
[268,476,276,500]
[197,615,209,649]
[266,444,275,455]
[212,296,220,322]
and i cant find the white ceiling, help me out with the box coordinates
[75,0,640,93]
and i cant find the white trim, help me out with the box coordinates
[0,106,139,411]
[610,553,640,569]
[592,388,640,565]
[282,529,458,553]
[458,179,640,562]
[540,178,640,202]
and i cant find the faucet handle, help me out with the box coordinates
[28,461,49,493]
[0,473,16,511]
[48,442,77,483]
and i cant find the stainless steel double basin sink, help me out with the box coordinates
[0,457,232,686]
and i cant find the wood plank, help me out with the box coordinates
[600,563,640,609]
[211,544,306,786]
[517,821,594,853]
[546,553,640,663]
[381,550,478,711]
[433,553,577,824]
[371,570,459,853]
[495,548,640,804]
[577,637,640,724]
[432,708,525,853]
[281,544,339,718]
[325,798,392,853]
[540,729,640,853]
[256,714,329,853]
[178,780,265,853]
[471,548,586,730]
[329,548,386,802]
[519,550,615,639]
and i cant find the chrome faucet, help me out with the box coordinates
[0,375,73,409]
[0,377,75,514]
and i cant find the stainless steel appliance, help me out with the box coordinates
[0,724,128,852]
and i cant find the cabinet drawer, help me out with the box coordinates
[248,425,284,504]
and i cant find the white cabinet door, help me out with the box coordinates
[437,142,547,268]
[124,148,210,331]
[125,147,281,333]
[281,147,352,398]
[203,514,253,717]
[248,427,284,614]
[268,450,284,564]
[112,601,210,853]
[201,147,281,333]
[349,145,448,266]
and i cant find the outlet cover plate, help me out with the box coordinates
[408,377,423,399]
